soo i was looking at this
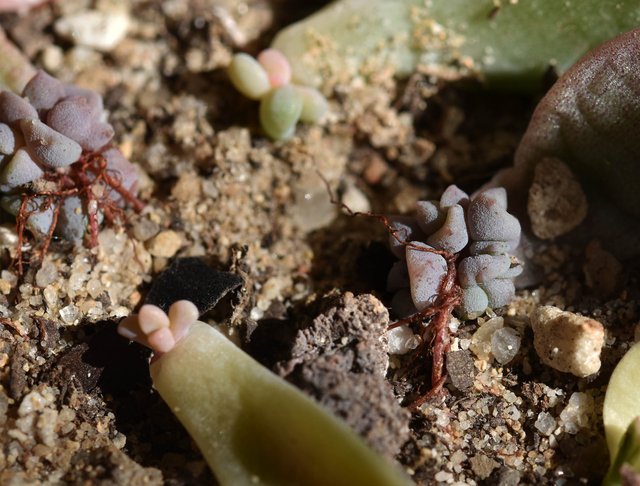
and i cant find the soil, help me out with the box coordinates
[0,1,637,485]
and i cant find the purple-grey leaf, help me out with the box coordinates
[388,216,424,259]
[56,196,88,243]
[439,185,469,209]
[0,148,44,190]
[103,147,138,196]
[415,200,444,235]
[0,123,19,155]
[20,118,82,168]
[47,95,113,151]
[480,279,516,308]
[427,204,468,253]
[406,241,447,311]
[0,91,38,126]
[469,241,511,256]
[22,70,66,113]
[460,286,489,317]
[467,192,521,242]
[458,254,511,288]
[63,84,104,116]
[0,195,54,236]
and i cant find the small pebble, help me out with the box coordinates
[491,327,521,364]
[527,158,587,239]
[470,317,504,361]
[583,240,622,298]
[54,9,130,52]
[446,350,475,391]
[385,325,420,355]
[147,230,183,258]
[531,305,604,377]
[534,411,557,436]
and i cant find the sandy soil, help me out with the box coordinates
[0,1,637,485]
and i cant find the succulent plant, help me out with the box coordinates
[0,70,140,260]
[495,28,640,228]
[118,262,411,486]
[227,49,328,140]
[272,0,640,92]
[388,185,522,319]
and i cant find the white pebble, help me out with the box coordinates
[531,305,604,377]
[470,317,503,360]
[491,327,521,364]
[534,411,556,436]
[385,325,420,355]
[55,9,130,52]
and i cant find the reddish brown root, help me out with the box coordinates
[318,173,462,406]
[12,149,144,276]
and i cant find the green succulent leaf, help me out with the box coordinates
[272,0,640,92]
[151,322,412,486]
[603,417,640,486]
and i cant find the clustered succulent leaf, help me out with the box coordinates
[0,70,138,243]
[227,49,328,140]
[387,185,522,319]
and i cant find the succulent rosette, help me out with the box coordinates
[0,70,138,243]
[387,185,522,319]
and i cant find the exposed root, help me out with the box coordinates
[13,149,144,276]
[320,174,461,406]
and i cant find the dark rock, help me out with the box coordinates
[145,257,243,315]
[276,292,410,458]
[446,350,475,391]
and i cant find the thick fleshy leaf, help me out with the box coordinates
[415,200,444,235]
[272,0,640,92]
[0,148,44,190]
[0,195,54,236]
[458,254,511,288]
[47,95,113,151]
[406,241,447,311]
[63,84,104,116]
[0,91,37,126]
[0,122,18,154]
[228,53,271,100]
[427,204,468,253]
[22,70,66,112]
[20,118,82,168]
[480,278,516,308]
[439,185,469,209]
[56,196,87,243]
[467,191,521,242]
[388,216,424,259]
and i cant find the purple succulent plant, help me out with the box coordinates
[0,70,139,248]
[388,185,522,319]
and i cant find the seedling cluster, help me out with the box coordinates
[0,70,142,271]
[227,48,328,140]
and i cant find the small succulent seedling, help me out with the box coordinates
[117,260,411,486]
[388,185,521,318]
[0,70,142,272]
[321,179,521,406]
[385,185,521,405]
[227,48,328,140]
